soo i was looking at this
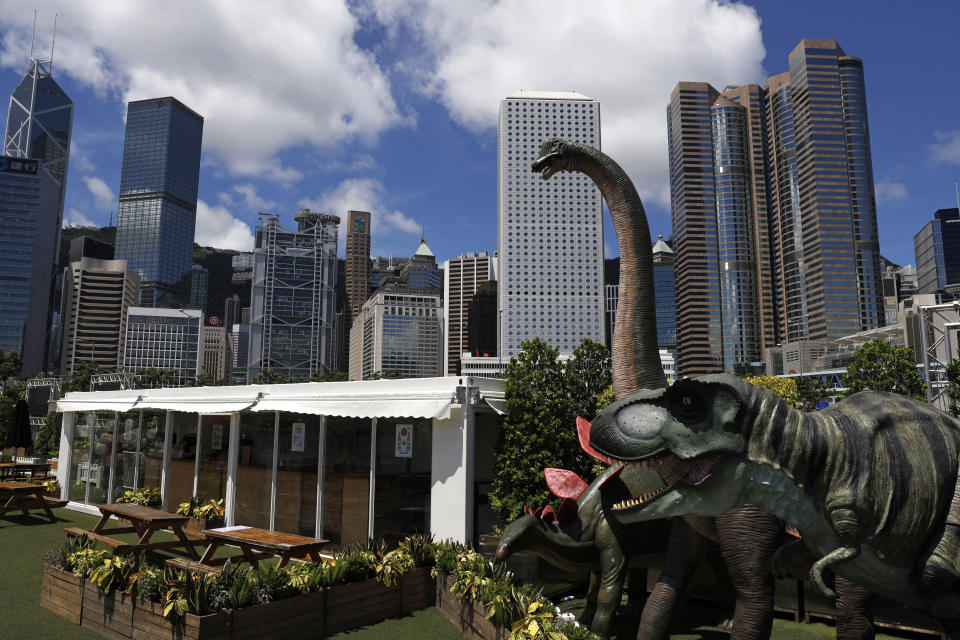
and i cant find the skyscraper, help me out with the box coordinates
[123,307,202,386]
[498,91,605,359]
[914,208,960,294]
[189,264,208,312]
[114,97,203,307]
[60,257,139,377]
[345,210,371,320]
[443,251,494,374]
[248,210,339,380]
[2,51,73,373]
[0,156,58,373]
[668,38,884,376]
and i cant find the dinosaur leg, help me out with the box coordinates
[939,619,960,640]
[835,575,875,640]
[590,546,627,640]
[715,506,781,640]
[706,545,736,630]
[622,568,647,622]
[636,518,710,640]
[581,570,599,628]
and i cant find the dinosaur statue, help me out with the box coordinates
[495,460,672,638]
[530,138,786,639]
[588,374,960,635]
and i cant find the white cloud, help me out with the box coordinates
[63,207,96,228]
[84,176,115,210]
[69,141,96,173]
[0,2,406,181]
[195,200,255,251]
[875,180,908,202]
[364,0,764,205]
[930,130,960,165]
[300,177,421,252]
[219,184,276,212]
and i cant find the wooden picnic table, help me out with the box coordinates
[65,503,200,559]
[0,480,64,520]
[198,526,329,568]
[0,462,14,479]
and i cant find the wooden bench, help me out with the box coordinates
[9,463,52,482]
[64,526,136,553]
[165,557,222,575]
[0,481,61,520]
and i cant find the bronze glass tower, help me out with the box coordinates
[345,210,371,321]
[668,38,884,376]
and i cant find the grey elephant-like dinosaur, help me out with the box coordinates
[529,138,878,640]
[588,374,960,636]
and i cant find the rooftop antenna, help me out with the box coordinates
[29,10,37,61]
[49,12,57,74]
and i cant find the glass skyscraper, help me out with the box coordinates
[1,54,72,373]
[914,208,960,294]
[668,38,884,376]
[115,97,204,307]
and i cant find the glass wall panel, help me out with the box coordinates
[236,413,275,529]
[140,413,166,491]
[322,417,370,550]
[373,418,432,546]
[69,412,115,505]
[274,413,320,536]
[196,415,230,503]
[114,413,141,501]
[168,413,199,509]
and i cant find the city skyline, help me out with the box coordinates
[0,1,955,270]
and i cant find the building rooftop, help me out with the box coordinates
[414,238,435,258]
[128,307,203,318]
[652,234,674,254]
[505,90,595,101]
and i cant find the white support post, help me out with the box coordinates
[106,412,120,503]
[58,412,76,501]
[462,391,476,546]
[314,415,326,539]
[269,411,279,530]
[193,415,203,497]
[225,413,240,526]
[367,417,377,542]
[160,411,174,511]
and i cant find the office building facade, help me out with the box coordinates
[668,39,883,376]
[467,280,498,358]
[122,307,203,386]
[915,208,960,294]
[443,251,494,375]
[231,323,250,384]
[189,264,208,312]
[2,53,73,373]
[201,322,228,381]
[345,210,371,320]
[114,97,204,307]
[497,91,605,359]
[350,283,443,380]
[60,257,139,376]
[248,210,339,381]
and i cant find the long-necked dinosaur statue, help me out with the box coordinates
[529,138,784,639]
[528,138,880,640]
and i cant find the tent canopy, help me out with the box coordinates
[56,377,505,421]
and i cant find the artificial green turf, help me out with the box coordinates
[0,506,926,639]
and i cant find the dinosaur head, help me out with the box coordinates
[589,374,752,523]
[495,513,546,561]
[531,138,578,180]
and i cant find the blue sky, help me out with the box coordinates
[0,0,957,268]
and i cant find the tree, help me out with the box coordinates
[841,338,926,401]
[796,376,831,411]
[564,339,612,422]
[63,361,109,393]
[490,338,610,526]
[310,367,348,382]
[136,368,180,389]
[189,373,226,387]
[744,375,802,409]
[250,369,296,385]
[0,348,22,380]
[945,360,960,418]
[34,412,61,456]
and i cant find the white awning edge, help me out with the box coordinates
[133,401,256,414]
[251,398,452,420]
[483,397,507,415]
[56,399,138,413]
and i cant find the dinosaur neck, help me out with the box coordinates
[569,145,666,396]
[521,522,600,568]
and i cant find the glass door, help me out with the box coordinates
[69,412,115,505]
[274,413,320,536]
[322,417,370,550]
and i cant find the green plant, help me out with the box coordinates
[744,375,802,409]
[432,539,463,576]
[398,532,435,567]
[116,486,161,506]
[68,548,111,579]
[946,360,960,418]
[376,548,414,587]
[161,568,217,618]
[509,600,564,640]
[127,565,166,602]
[89,555,138,595]
[176,495,224,520]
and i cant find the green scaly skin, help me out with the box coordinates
[589,373,960,621]
[496,464,668,639]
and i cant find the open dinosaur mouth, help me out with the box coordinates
[531,153,561,180]
[611,451,727,511]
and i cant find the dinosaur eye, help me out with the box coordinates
[682,396,692,407]
[672,392,704,425]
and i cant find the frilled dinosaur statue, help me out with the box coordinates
[588,374,960,635]
[495,419,678,639]
[529,138,786,639]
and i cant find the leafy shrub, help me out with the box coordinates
[115,487,161,506]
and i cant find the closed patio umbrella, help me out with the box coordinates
[6,398,32,450]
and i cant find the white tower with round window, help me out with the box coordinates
[497,91,604,359]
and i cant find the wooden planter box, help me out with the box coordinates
[40,566,84,624]
[41,565,435,639]
[435,573,509,640]
[183,517,225,534]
